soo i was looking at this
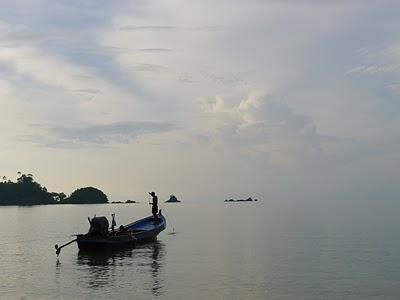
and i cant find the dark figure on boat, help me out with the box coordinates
[149,191,159,220]
[88,216,109,236]
[116,225,129,236]
[111,213,116,233]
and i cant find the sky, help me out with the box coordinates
[0,0,399,202]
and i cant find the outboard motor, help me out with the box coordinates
[88,216,109,236]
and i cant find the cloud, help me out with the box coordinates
[128,63,168,73]
[74,88,102,94]
[387,83,400,93]
[136,48,173,53]
[24,121,174,148]
[199,94,322,162]
[117,24,222,32]
[188,25,223,31]
[347,44,400,75]
[118,25,175,31]
[321,135,400,164]
[0,21,44,46]
[0,46,108,92]
[1,0,400,200]
[347,64,400,75]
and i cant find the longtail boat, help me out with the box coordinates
[55,211,166,255]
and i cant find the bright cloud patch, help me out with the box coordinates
[199,94,322,162]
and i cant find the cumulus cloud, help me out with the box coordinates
[199,94,322,162]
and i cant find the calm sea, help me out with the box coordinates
[0,199,399,299]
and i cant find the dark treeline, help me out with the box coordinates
[0,173,108,206]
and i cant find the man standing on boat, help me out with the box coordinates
[149,191,159,220]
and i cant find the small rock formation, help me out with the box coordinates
[166,195,181,203]
[224,197,258,202]
[110,200,137,204]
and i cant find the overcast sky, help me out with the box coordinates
[0,0,399,201]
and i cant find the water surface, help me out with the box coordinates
[0,200,399,299]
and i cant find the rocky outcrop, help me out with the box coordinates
[166,195,181,203]
[224,197,258,202]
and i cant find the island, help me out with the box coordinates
[0,173,108,206]
[62,187,108,204]
[165,195,181,203]
[224,197,258,202]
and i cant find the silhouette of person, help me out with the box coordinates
[116,225,128,236]
[149,191,158,219]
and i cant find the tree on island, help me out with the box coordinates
[0,173,109,206]
[51,192,67,202]
[63,187,108,204]
[0,173,55,205]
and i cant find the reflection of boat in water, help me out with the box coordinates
[77,248,134,267]
[76,241,166,295]
[55,212,166,254]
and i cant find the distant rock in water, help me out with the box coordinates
[110,200,136,204]
[165,195,181,203]
[224,197,258,202]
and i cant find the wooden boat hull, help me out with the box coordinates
[77,215,166,252]
[77,234,137,251]
[125,215,166,244]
